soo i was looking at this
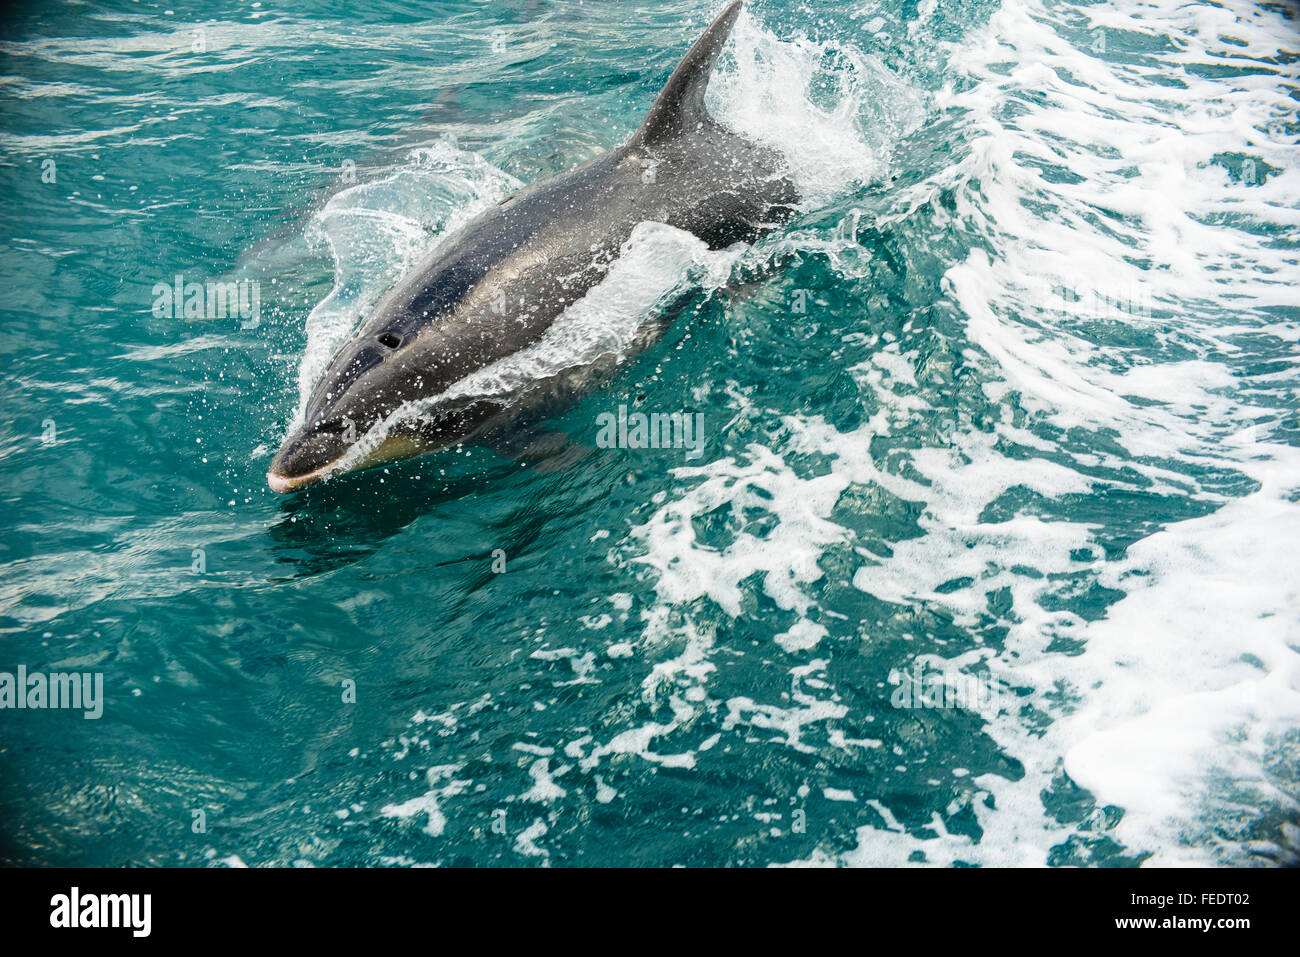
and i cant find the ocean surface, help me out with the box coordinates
[1,0,1298,867]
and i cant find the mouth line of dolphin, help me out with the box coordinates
[268,426,437,494]
[267,459,338,494]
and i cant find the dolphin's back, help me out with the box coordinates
[353,1,795,391]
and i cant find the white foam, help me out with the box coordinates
[513,819,550,862]
[379,764,469,838]
[709,9,925,206]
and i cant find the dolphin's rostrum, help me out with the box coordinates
[268,2,798,493]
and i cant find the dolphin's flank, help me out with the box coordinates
[268,2,798,493]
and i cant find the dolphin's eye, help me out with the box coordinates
[377,333,401,349]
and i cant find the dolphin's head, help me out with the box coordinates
[268,329,469,493]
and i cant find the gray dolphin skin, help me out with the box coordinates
[268,2,798,493]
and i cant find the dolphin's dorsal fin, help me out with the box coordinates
[632,1,742,148]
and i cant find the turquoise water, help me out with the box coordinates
[1,0,1298,867]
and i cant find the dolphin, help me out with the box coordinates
[268,2,798,493]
